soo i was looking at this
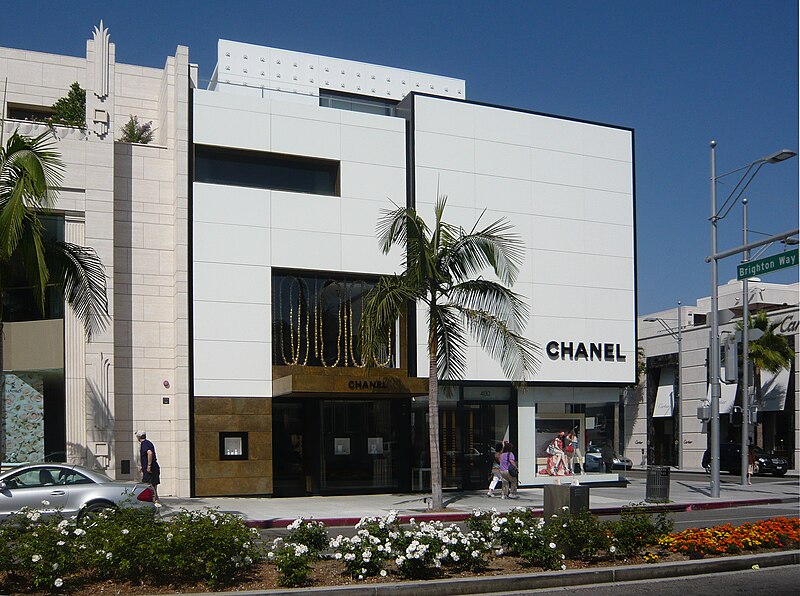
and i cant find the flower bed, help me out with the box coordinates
[0,503,797,594]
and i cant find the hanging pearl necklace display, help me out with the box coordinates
[274,273,393,369]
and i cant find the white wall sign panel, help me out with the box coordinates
[412,95,635,385]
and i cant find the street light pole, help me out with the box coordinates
[708,143,796,499]
[677,301,683,469]
[740,198,750,486]
[709,141,721,497]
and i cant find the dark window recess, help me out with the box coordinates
[7,103,55,122]
[2,216,65,322]
[219,432,249,460]
[195,145,340,196]
[319,90,398,117]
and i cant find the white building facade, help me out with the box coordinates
[1,28,636,497]
[635,279,798,473]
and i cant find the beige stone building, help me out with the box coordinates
[1,23,192,496]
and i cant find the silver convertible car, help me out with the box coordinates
[0,463,156,520]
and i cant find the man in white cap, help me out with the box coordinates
[135,431,161,505]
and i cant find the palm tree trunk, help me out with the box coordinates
[428,330,443,510]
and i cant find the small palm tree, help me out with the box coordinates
[0,130,110,460]
[745,310,794,405]
[359,196,541,509]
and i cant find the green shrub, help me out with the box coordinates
[166,509,263,588]
[50,82,86,128]
[609,504,674,557]
[268,539,313,587]
[546,509,611,560]
[120,115,156,143]
[285,517,329,555]
[3,508,89,591]
[83,507,169,583]
[516,524,565,571]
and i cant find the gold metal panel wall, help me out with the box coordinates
[193,397,273,496]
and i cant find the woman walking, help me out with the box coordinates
[499,442,518,499]
[487,442,503,497]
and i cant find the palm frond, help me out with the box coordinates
[455,305,541,383]
[0,132,63,259]
[448,279,530,333]
[19,219,50,314]
[430,304,467,381]
[444,217,524,285]
[359,273,422,366]
[50,241,110,341]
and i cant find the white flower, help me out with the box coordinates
[106,552,113,560]
[549,542,557,549]
[41,500,50,506]
[358,575,364,580]
[609,546,617,553]
[267,551,274,559]
[54,578,63,588]
[52,563,59,570]
[31,554,42,563]
[57,541,65,546]
[73,528,86,536]
[121,529,129,535]
[380,569,387,577]
[334,552,342,560]
[166,532,173,540]
[561,563,567,570]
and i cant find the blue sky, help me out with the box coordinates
[2,1,797,315]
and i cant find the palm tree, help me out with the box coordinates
[359,196,541,509]
[0,130,110,460]
[742,311,794,444]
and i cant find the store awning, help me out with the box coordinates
[706,368,738,414]
[653,369,675,418]
[760,368,790,412]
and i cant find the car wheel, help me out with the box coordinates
[79,501,117,525]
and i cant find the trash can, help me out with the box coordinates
[544,484,590,517]
[645,465,671,502]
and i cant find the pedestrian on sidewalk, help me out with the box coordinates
[487,442,503,497]
[747,443,756,485]
[499,442,518,499]
[136,430,161,505]
[600,439,614,474]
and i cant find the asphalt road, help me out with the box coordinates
[491,565,800,595]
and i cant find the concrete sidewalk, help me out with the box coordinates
[160,472,800,527]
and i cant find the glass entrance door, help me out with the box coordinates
[462,403,510,489]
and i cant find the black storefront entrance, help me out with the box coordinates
[272,398,412,496]
[272,384,514,496]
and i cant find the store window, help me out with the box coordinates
[219,432,248,460]
[272,270,395,368]
[1,216,65,322]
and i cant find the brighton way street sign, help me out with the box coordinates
[737,248,798,280]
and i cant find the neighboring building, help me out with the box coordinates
[1,26,636,497]
[635,279,798,472]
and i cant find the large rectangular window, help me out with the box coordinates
[272,270,395,368]
[2,216,65,322]
[194,145,340,196]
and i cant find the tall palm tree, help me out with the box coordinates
[359,196,541,509]
[0,130,109,460]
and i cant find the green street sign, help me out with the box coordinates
[737,248,798,280]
